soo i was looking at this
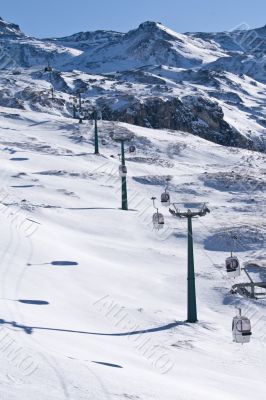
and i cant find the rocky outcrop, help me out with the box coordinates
[99,95,252,149]
[0,17,23,37]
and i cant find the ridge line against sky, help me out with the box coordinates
[0,0,265,38]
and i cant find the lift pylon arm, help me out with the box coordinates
[169,204,210,219]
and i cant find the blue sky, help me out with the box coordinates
[1,0,265,37]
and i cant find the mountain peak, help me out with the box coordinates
[138,21,162,29]
[137,21,168,33]
[131,20,182,41]
[0,17,23,36]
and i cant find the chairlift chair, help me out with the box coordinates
[101,138,107,145]
[226,256,241,278]
[119,165,127,177]
[232,310,252,344]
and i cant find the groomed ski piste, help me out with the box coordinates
[0,106,265,400]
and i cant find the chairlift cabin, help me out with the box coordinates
[119,165,127,177]
[161,192,170,207]
[153,212,164,230]
[129,145,136,155]
[232,313,252,344]
[226,256,240,278]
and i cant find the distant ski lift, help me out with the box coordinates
[161,191,170,207]
[129,145,136,155]
[119,165,127,177]
[153,212,164,230]
[226,256,240,278]
[101,138,107,145]
[44,65,53,72]
[232,309,252,344]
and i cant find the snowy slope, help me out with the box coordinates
[0,107,265,399]
[189,24,266,53]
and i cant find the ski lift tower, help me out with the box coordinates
[111,131,134,211]
[71,96,78,119]
[169,203,210,323]
[44,60,54,100]
[93,109,101,155]
[77,92,83,123]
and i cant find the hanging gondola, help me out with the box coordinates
[232,309,252,344]
[161,191,170,207]
[151,197,164,230]
[226,234,240,277]
[161,178,171,207]
[153,212,164,230]
[119,165,127,177]
[129,145,136,155]
[226,256,241,277]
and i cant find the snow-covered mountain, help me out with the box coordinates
[58,21,228,72]
[0,16,266,400]
[0,17,80,70]
[0,17,265,152]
